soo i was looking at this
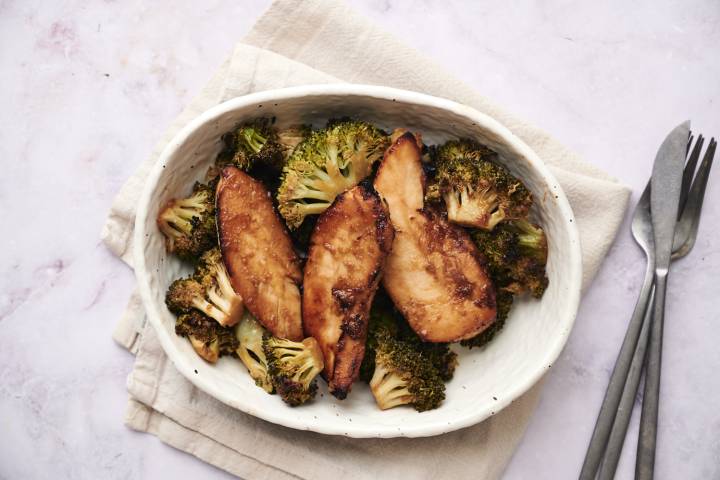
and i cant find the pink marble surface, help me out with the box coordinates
[1,0,718,478]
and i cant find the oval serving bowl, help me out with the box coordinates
[134,84,582,438]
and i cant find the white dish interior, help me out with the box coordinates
[134,84,582,438]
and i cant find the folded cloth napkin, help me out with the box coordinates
[103,0,631,478]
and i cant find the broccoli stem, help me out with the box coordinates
[191,297,229,326]
[513,220,546,260]
[175,196,210,212]
[236,313,274,393]
[188,335,220,363]
[206,287,232,316]
[293,202,333,216]
[370,363,413,410]
[158,212,193,236]
[272,347,318,385]
[158,200,209,236]
[163,198,211,234]
[293,182,337,201]
[157,183,216,259]
[215,267,237,302]
[240,128,268,153]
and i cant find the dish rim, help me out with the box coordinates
[133,83,583,438]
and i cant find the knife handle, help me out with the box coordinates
[636,271,668,480]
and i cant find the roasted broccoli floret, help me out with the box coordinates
[263,336,324,406]
[472,219,548,298]
[175,311,238,363]
[217,118,281,170]
[217,119,310,172]
[277,120,389,229]
[157,181,217,260]
[235,312,274,393]
[165,251,243,328]
[369,328,445,412]
[461,219,547,348]
[435,139,532,230]
[237,313,324,401]
[460,289,514,349]
[359,293,458,383]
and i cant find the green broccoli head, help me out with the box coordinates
[263,336,324,406]
[235,312,274,393]
[166,277,205,312]
[277,120,389,229]
[217,118,282,171]
[405,338,458,382]
[436,139,532,230]
[175,310,238,363]
[472,219,549,298]
[387,313,458,382]
[369,328,446,412]
[157,181,217,260]
[460,288,514,349]
[165,251,243,328]
[217,119,311,173]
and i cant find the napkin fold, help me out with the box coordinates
[104,1,631,478]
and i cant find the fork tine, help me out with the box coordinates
[687,133,694,155]
[679,134,704,216]
[676,138,716,255]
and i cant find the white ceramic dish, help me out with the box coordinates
[134,84,582,438]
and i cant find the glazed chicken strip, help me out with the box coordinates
[303,182,394,399]
[216,166,303,341]
[373,131,497,342]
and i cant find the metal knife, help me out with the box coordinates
[636,120,690,480]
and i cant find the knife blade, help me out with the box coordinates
[650,121,690,269]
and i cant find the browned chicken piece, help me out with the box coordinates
[374,131,497,342]
[303,183,394,399]
[216,166,303,341]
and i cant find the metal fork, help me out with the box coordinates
[635,135,716,479]
[580,134,717,479]
[599,135,716,479]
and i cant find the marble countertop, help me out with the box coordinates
[1,0,718,478]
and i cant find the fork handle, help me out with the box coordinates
[579,259,655,479]
[596,285,654,479]
[636,271,668,480]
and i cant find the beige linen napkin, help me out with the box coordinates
[103,0,631,478]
